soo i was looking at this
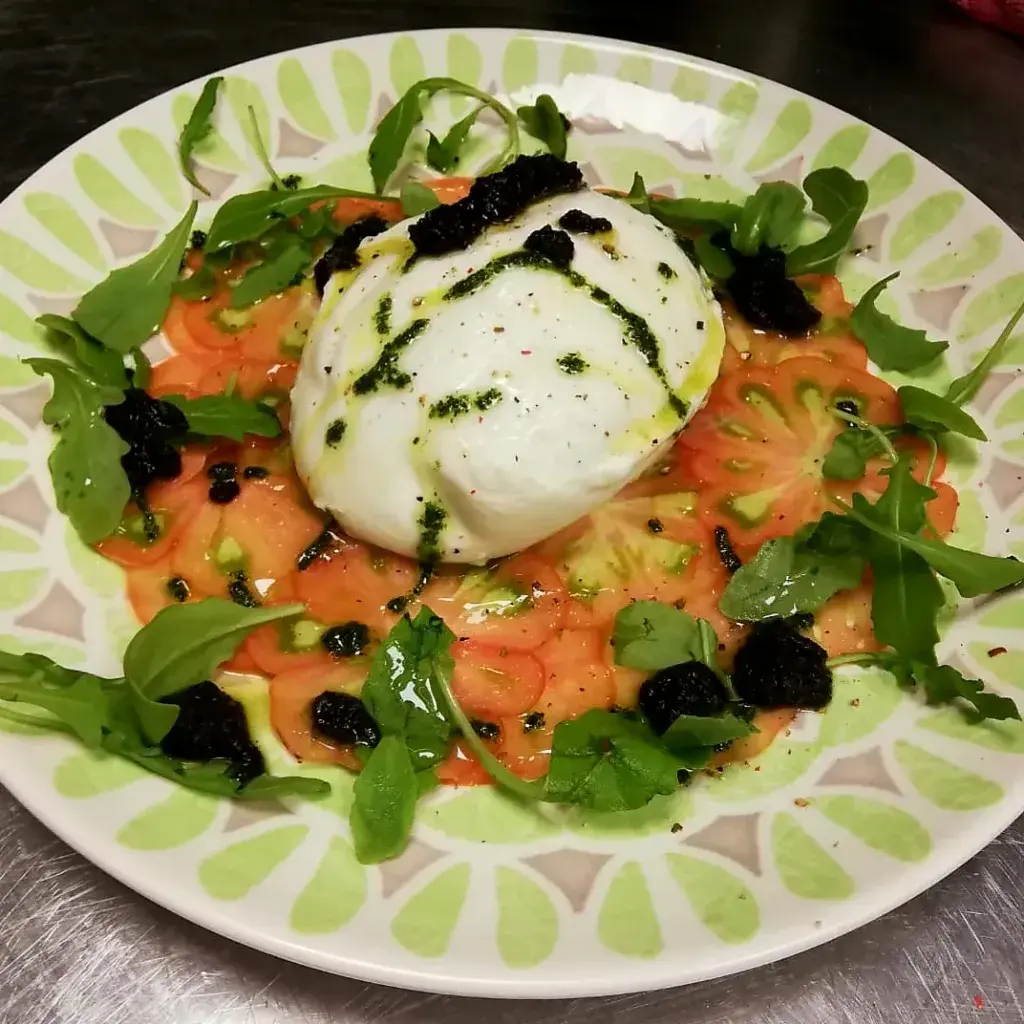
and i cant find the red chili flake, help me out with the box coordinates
[478,416,484,424]
[469,489,477,495]
[521,349,532,355]
[987,647,1007,658]
[973,995,985,1009]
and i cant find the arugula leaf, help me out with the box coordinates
[691,235,735,280]
[624,173,651,214]
[131,348,152,388]
[730,181,805,255]
[26,358,130,544]
[228,245,311,308]
[718,534,864,621]
[399,180,441,217]
[0,650,116,747]
[368,78,521,193]
[784,167,868,275]
[898,385,986,440]
[177,76,223,196]
[845,492,1024,597]
[648,196,743,235]
[360,607,455,769]
[822,425,897,480]
[0,646,328,800]
[849,273,949,372]
[204,186,377,251]
[73,203,197,353]
[163,393,281,441]
[247,105,285,190]
[172,266,218,301]
[517,94,568,160]
[426,105,484,173]
[916,663,1020,722]
[36,314,129,388]
[944,298,1024,406]
[862,460,944,664]
[544,709,683,812]
[661,712,755,751]
[612,601,703,671]
[123,599,303,742]
[349,735,418,863]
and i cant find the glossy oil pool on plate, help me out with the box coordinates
[0,28,1022,998]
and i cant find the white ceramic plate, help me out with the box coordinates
[0,28,1022,999]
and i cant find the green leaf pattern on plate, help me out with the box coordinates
[278,58,336,142]
[118,128,184,210]
[495,867,559,967]
[23,193,105,269]
[74,153,161,226]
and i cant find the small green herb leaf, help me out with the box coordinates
[36,314,130,388]
[661,712,755,751]
[204,186,376,250]
[917,663,1020,722]
[177,76,224,196]
[785,167,869,276]
[731,181,805,255]
[624,173,651,214]
[426,105,483,173]
[172,266,218,301]
[0,651,116,748]
[612,600,702,671]
[247,105,285,190]
[719,535,864,621]
[73,203,198,353]
[123,599,303,741]
[163,393,281,441]
[360,608,455,769]
[349,735,418,863]
[863,460,944,664]
[944,298,1024,407]
[691,235,735,280]
[849,273,949,372]
[545,709,683,812]
[822,425,897,480]
[648,196,743,235]
[517,94,569,160]
[369,78,521,193]
[399,180,441,217]
[26,358,130,544]
[228,245,311,308]
[898,385,986,440]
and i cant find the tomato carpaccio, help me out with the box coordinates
[107,207,959,788]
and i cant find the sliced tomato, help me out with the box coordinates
[169,499,227,598]
[927,480,958,538]
[495,628,616,781]
[712,708,796,766]
[294,537,417,635]
[422,553,567,651]
[679,357,902,550]
[331,196,404,226]
[720,307,868,375]
[423,176,473,204]
[218,472,325,590]
[269,661,369,768]
[125,563,180,623]
[801,273,853,320]
[149,351,233,398]
[96,469,207,568]
[811,579,881,658]
[535,491,731,637]
[435,741,493,787]
[450,641,545,718]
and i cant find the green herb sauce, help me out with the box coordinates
[374,293,392,335]
[556,352,589,375]
[442,251,687,419]
[325,419,346,446]
[352,317,430,395]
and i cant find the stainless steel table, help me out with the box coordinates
[2,2,1023,1020]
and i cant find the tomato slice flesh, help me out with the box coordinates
[294,539,416,636]
[269,661,369,768]
[422,554,566,651]
[450,641,545,718]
